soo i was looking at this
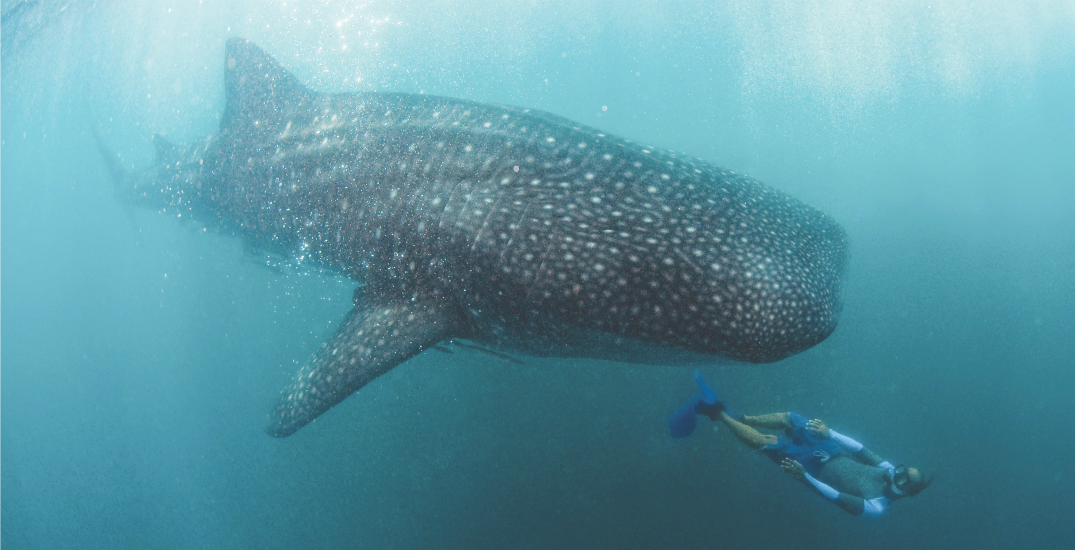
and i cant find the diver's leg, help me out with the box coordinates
[741,412,792,430]
[719,411,778,450]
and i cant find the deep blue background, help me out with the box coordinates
[3,1,1074,548]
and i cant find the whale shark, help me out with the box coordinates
[115,38,846,437]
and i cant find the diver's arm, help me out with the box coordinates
[857,449,892,469]
[783,458,868,516]
[802,472,867,516]
[828,429,863,452]
[861,497,889,517]
[828,429,891,468]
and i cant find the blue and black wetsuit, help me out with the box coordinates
[762,413,899,516]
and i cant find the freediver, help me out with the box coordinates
[670,373,933,516]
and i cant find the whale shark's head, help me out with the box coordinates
[451,158,849,364]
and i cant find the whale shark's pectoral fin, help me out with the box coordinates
[267,300,462,437]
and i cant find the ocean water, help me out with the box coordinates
[3,1,1074,548]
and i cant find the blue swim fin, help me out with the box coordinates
[669,373,730,438]
[669,396,704,438]
[694,372,719,406]
[697,372,738,420]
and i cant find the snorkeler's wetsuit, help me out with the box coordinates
[762,412,897,516]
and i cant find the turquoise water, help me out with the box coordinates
[3,1,1074,548]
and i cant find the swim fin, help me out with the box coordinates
[670,396,704,438]
[669,372,730,438]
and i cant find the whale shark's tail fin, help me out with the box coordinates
[92,130,143,230]
[94,129,196,211]
[92,128,129,192]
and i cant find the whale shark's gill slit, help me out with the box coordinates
[469,186,510,255]
[523,241,558,304]
[498,199,534,270]
[673,246,704,275]
[435,171,472,231]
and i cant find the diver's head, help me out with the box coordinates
[887,465,933,497]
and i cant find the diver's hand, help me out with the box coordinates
[781,458,806,481]
[807,419,830,439]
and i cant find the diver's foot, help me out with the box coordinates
[694,372,739,420]
[693,372,726,419]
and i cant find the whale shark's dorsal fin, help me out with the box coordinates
[220,38,316,134]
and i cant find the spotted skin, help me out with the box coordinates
[122,39,846,437]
